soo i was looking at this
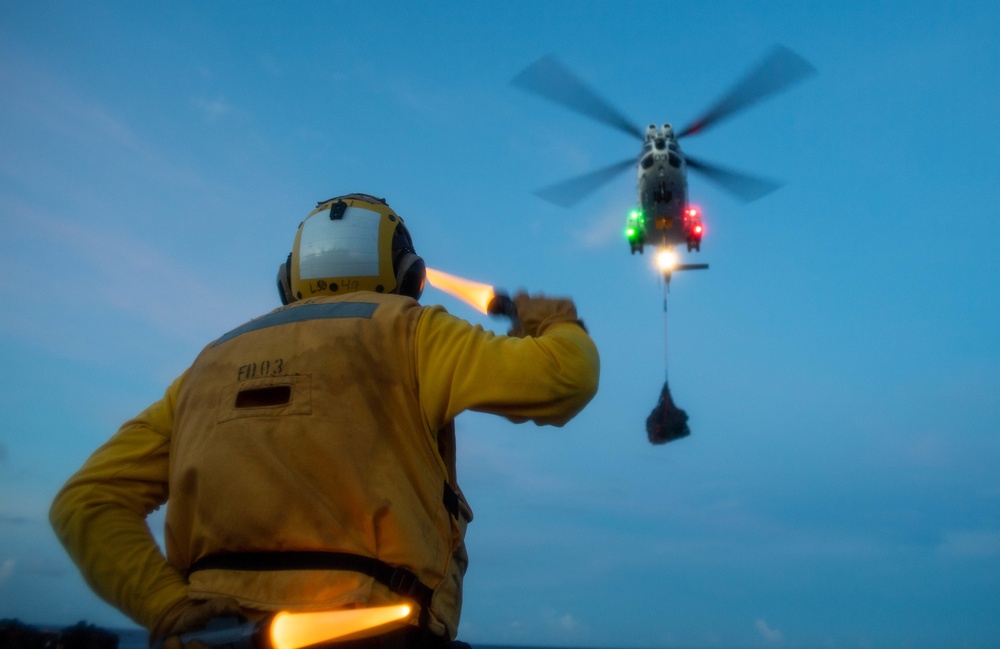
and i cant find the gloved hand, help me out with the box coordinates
[509,292,584,338]
[150,597,245,649]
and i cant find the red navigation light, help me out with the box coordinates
[685,207,699,218]
[693,224,703,236]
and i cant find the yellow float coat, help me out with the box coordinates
[50,293,599,639]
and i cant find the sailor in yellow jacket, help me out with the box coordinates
[50,193,599,648]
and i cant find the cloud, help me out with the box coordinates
[375,76,458,117]
[540,610,588,641]
[2,198,260,348]
[0,513,34,526]
[572,208,624,249]
[0,50,221,207]
[938,530,1000,558]
[900,432,955,470]
[259,53,281,76]
[755,619,785,645]
[557,614,578,631]
[191,95,236,121]
[0,559,14,586]
[22,556,69,578]
[0,55,144,155]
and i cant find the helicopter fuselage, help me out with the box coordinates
[511,48,814,261]
[627,124,704,254]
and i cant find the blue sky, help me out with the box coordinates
[2,2,999,648]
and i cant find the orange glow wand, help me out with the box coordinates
[425,267,519,326]
[159,604,412,649]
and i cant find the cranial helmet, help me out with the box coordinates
[276,193,425,305]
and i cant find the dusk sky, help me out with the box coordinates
[2,3,999,648]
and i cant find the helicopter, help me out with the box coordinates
[511,45,815,275]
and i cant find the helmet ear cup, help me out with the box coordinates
[276,253,294,305]
[395,252,425,300]
[390,220,424,300]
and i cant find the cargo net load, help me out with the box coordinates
[646,379,690,445]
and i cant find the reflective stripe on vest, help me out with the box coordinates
[211,302,379,348]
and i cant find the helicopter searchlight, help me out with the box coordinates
[656,249,679,273]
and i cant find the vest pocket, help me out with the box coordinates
[236,385,291,408]
[218,374,312,422]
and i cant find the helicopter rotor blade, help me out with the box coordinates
[677,45,815,138]
[686,155,782,203]
[534,157,636,208]
[512,56,645,141]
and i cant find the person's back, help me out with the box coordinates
[170,292,463,632]
[50,193,599,648]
